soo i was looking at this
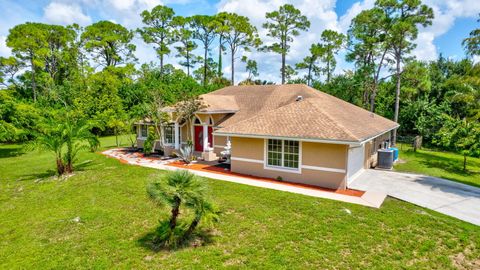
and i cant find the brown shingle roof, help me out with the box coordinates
[201,84,398,142]
[198,94,239,113]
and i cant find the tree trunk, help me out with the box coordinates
[186,49,190,77]
[463,154,467,171]
[327,60,331,83]
[370,84,377,112]
[65,162,73,174]
[231,49,235,85]
[184,216,200,239]
[169,197,181,230]
[392,50,401,146]
[30,55,37,103]
[218,36,222,77]
[115,127,119,147]
[160,54,164,74]
[56,158,65,176]
[371,49,388,112]
[307,60,312,86]
[281,52,286,84]
[203,45,208,86]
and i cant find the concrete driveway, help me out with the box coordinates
[350,169,480,226]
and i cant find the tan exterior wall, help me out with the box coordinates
[230,137,347,189]
[231,137,264,160]
[181,124,190,142]
[302,142,347,169]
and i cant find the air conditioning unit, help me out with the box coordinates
[377,149,394,169]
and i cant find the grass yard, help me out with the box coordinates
[1,136,479,269]
[395,143,480,188]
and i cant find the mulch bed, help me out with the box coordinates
[167,161,365,197]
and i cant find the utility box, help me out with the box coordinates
[377,149,394,169]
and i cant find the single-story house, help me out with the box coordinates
[135,84,399,190]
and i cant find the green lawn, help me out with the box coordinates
[1,136,479,269]
[395,143,480,188]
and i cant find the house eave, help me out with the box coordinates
[213,132,362,146]
[214,124,400,146]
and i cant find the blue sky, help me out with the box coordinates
[0,0,478,83]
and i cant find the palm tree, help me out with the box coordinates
[26,128,66,175]
[147,170,206,230]
[27,117,99,176]
[61,119,99,173]
[183,197,218,239]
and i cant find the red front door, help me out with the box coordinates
[194,126,213,152]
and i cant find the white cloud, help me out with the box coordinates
[43,2,92,25]
[0,36,11,57]
[217,0,342,83]
[412,0,480,61]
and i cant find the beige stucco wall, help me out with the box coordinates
[230,137,347,189]
[302,142,347,169]
[181,124,190,142]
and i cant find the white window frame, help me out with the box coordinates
[263,139,302,174]
[163,123,175,145]
[139,125,148,139]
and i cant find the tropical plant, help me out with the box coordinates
[146,170,217,247]
[434,117,480,171]
[176,141,194,164]
[143,126,157,155]
[26,124,66,175]
[26,116,98,175]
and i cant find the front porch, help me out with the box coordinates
[135,113,231,162]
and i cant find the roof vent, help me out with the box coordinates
[295,95,304,101]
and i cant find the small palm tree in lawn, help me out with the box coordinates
[61,119,99,173]
[183,197,219,240]
[27,117,99,176]
[147,170,218,246]
[27,126,66,175]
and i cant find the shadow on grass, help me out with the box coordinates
[17,169,57,182]
[17,160,95,182]
[403,149,480,188]
[0,146,23,159]
[137,224,216,252]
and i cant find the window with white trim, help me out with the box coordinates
[164,124,175,144]
[140,125,148,137]
[267,139,300,169]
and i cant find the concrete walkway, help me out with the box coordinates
[350,169,480,226]
[102,149,386,208]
